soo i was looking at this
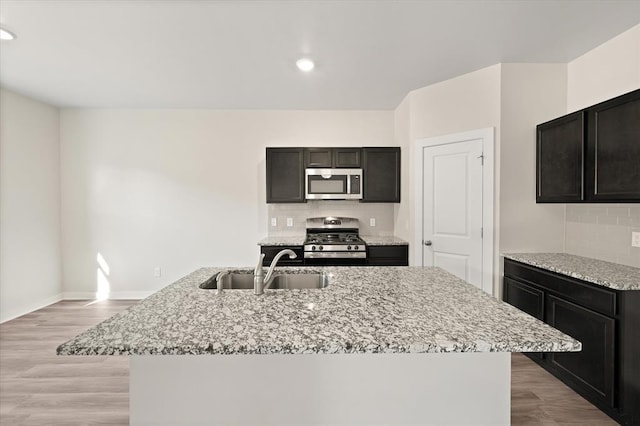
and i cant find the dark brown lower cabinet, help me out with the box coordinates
[260,246,304,266]
[503,258,640,425]
[260,244,409,267]
[546,295,616,408]
[503,277,544,320]
[503,277,545,360]
[367,245,409,266]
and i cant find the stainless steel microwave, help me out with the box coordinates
[305,168,363,200]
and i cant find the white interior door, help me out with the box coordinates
[422,139,483,288]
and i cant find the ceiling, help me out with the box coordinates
[0,0,638,110]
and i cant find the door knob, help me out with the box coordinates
[423,240,432,246]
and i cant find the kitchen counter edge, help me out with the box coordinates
[503,253,640,291]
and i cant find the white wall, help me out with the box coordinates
[564,23,640,267]
[60,109,393,297]
[567,24,640,112]
[393,95,411,242]
[499,64,567,254]
[0,88,62,322]
[394,65,502,291]
[394,63,578,295]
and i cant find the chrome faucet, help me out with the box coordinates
[216,271,229,294]
[254,249,297,295]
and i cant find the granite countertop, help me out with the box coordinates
[258,236,305,246]
[503,253,640,291]
[360,235,408,245]
[258,236,408,246]
[58,266,579,356]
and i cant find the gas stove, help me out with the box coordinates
[304,217,366,262]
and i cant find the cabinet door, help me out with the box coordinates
[260,246,304,266]
[586,89,640,202]
[536,111,584,202]
[334,148,361,168]
[367,245,408,266]
[304,148,333,168]
[266,148,306,203]
[503,277,544,320]
[362,147,401,203]
[546,295,616,408]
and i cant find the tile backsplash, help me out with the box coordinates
[267,201,395,236]
[565,204,640,267]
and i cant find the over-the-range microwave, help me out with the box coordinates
[305,168,362,200]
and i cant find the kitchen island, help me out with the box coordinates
[58,266,579,425]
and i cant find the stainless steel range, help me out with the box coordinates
[304,217,367,265]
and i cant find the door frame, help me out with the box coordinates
[413,127,495,295]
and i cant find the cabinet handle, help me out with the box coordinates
[423,240,432,246]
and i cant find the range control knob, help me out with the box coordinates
[354,245,359,250]
[347,245,352,250]
[311,246,316,251]
[319,246,324,251]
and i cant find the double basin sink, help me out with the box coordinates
[199,271,329,291]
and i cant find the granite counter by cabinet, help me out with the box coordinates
[257,236,304,246]
[58,266,579,356]
[360,235,408,245]
[503,253,640,291]
[258,235,409,246]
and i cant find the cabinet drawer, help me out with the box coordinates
[504,260,616,317]
[504,277,544,320]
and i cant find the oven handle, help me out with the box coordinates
[304,252,367,259]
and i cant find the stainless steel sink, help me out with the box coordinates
[271,273,329,289]
[199,271,328,290]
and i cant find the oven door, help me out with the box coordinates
[305,169,362,200]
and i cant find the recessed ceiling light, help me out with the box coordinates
[0,28,17,41]
[296,58,314,72]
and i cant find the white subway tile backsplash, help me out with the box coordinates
[597,215,618,225]
[565,203,640,268]
[588,206,607,216]
[267,201,395,237]
[579,214,598,224]
[607,206,629,216]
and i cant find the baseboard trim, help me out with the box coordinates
[108,291,153,300]
[0,293,63,324]
[0,292,151,323]
[62,291,152,300]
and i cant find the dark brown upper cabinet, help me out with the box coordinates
[266,148,306,203]
[362,147,401,203]
[586,90,640,202]
[304,148,362,168]
[537,111,585,202]
[536,88,640,203]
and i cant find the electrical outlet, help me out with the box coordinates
[286,217,293,227]
[632,231,640,248]
[153,267,162,277]
[369,218,376,227]
[271,217,277,227]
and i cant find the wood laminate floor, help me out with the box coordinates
[0,300,618,425]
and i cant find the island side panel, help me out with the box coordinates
[130,352,510,426]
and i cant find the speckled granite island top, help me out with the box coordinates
[58,267,579,356]
[504,253,640,291]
